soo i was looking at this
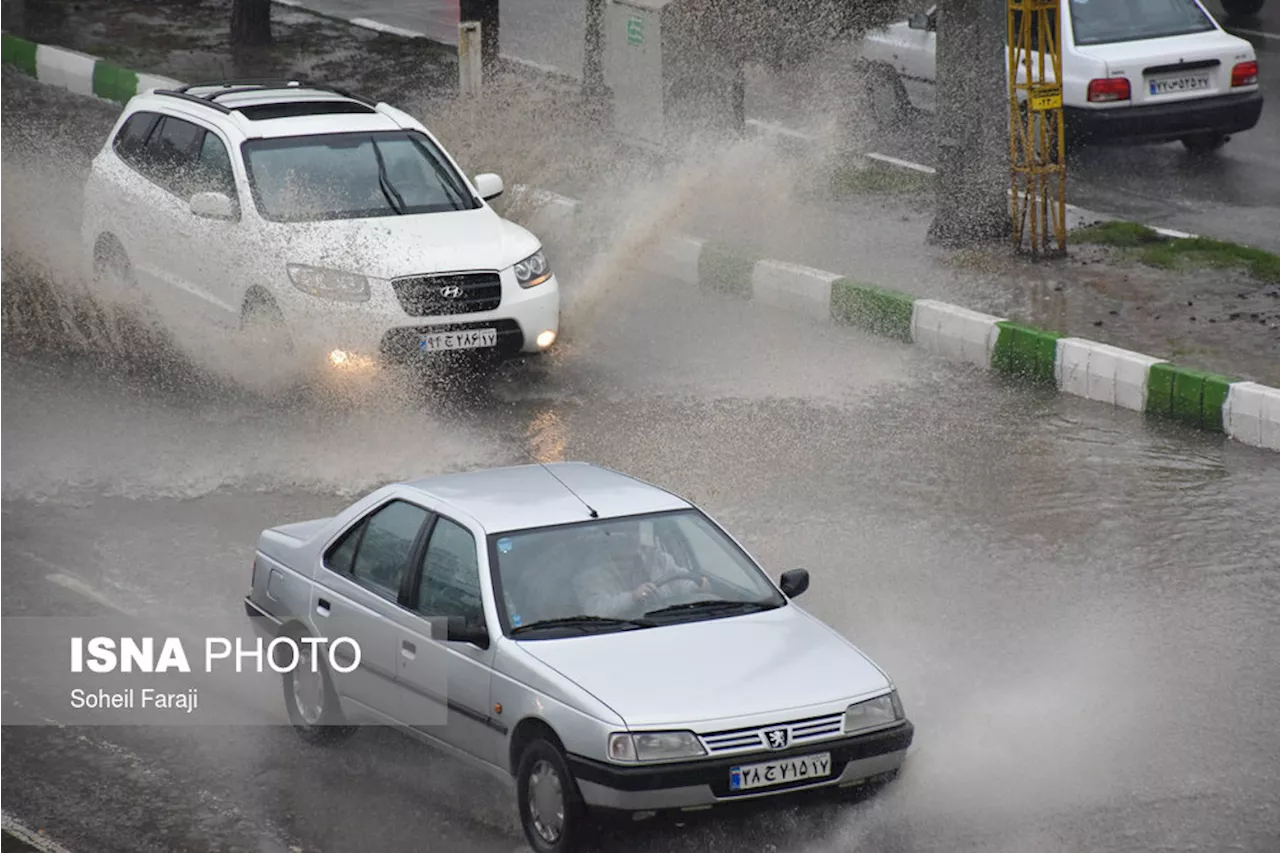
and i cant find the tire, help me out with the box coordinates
[1220,0,1264,19]
[516,738,588,853]
[91,238,151,356]
[1181,133,1229,155]
[239,292,295,357]
[281,634,357,745]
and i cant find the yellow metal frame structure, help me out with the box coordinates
[1008,0,1066,257]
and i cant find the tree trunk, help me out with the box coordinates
[460,0,500,74]
[583,0,607,97]
[928,0,1010,248]
[231,0,273,48]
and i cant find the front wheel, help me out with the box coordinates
[1181,133,1229,155]
[516,739,588,853]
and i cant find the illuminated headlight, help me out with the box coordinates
[513,250,552,289]
[608,731,707,763]
[844,692,903,735]
[287,264,370,303]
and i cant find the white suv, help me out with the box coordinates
[81,79,560,376]
[860,1,1262,155]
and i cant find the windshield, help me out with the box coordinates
[1068,0,1215,46]
[490,509,787,638]
[241,131,480,222]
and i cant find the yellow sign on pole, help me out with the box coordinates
[1008,0,1066,258]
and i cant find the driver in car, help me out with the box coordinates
[575,527,710,617]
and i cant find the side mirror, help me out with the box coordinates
[473,172,504,201]
[446,615,490,649]
[779,569,810,599]
[908,13,931,31]
[190,191,237,221]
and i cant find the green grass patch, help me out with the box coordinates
[1073,220,1280,283]
[991,321,1063,386]
[1145,362,1237,433]
[697,242,756,299]
[1,33,39,75]
[827,160,936,197]
[829,279,915,342]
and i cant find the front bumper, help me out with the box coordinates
[271,271,561,367]
[567,720,913,812]
[1066,91,1263,145]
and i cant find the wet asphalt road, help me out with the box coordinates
[287,0,1280,249]
[4,71,1280,853]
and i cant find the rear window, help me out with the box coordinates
[1069,0,1216,46]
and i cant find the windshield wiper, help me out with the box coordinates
[643,599,777,618]
[370,140,406,215]
[510,615,655,636]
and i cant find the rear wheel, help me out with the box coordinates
[1181,133,1229,155]
[91,237,153,356]
[516,738,588,853]
[864,65,910,132]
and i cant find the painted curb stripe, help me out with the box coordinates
[4,32,1277,452]
[2,33,38,75]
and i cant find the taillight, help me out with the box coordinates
[1232,61,1258,87]
[1087,78,1131,102]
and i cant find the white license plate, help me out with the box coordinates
[729,752,832,792]
[1149,75,1211,96]
[419,328,497,352]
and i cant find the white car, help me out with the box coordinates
[860,0,1263,154]
[80,79,560,375]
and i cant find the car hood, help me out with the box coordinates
[265,207,541,280]
[517,604,892,728]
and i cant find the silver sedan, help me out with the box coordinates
[244,461,914,852]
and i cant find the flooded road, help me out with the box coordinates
[4,69,1280,853]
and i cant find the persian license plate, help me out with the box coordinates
[420,328,497,352]
[729,752,832,792]
[1149,75,1211,96]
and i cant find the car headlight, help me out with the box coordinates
[844,691,903,735]
[287,264,370,303]
[608,730,707,763]
[513,250,552,289]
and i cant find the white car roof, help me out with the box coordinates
[399,462,694,534]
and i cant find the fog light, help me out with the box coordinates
[329,349,351,365]
[536,330,556,349]
[328,349,376,371]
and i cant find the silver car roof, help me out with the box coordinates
[400,462,693,534]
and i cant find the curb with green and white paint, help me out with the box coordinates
[4,33,1278,453]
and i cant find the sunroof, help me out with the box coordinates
[234,101,377,120]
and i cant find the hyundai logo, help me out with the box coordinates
[440,284,464,298]
[763,728,790,750]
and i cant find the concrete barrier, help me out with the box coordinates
[1056,338,1163,413]
[911,300,1005,369]
[1146,363,1237,433]
[1223,382,1280,451]
[752,260,840,322]
[830,279,915,343]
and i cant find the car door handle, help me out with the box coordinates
[316,598,331,617]
[401,640,416,660]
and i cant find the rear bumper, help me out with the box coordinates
[568,720,913,812]
[1066,91,1263,144]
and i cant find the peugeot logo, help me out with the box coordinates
[763,728,790,750]
[440,284,464,298]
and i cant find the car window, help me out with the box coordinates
[193,131,237,198]
[240,130,481,223]
[146,116,204,182]
[325,500,428,599]
[490,510,786,632]
[414,516,484,625]
[113,111,162,167]
[1068,0,1214,46]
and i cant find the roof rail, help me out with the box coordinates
[177,79,379,108]
[152,90,234,114]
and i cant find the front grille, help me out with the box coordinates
[380,318,524,361]
[392,272,501,317]
[699,712,846,757]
